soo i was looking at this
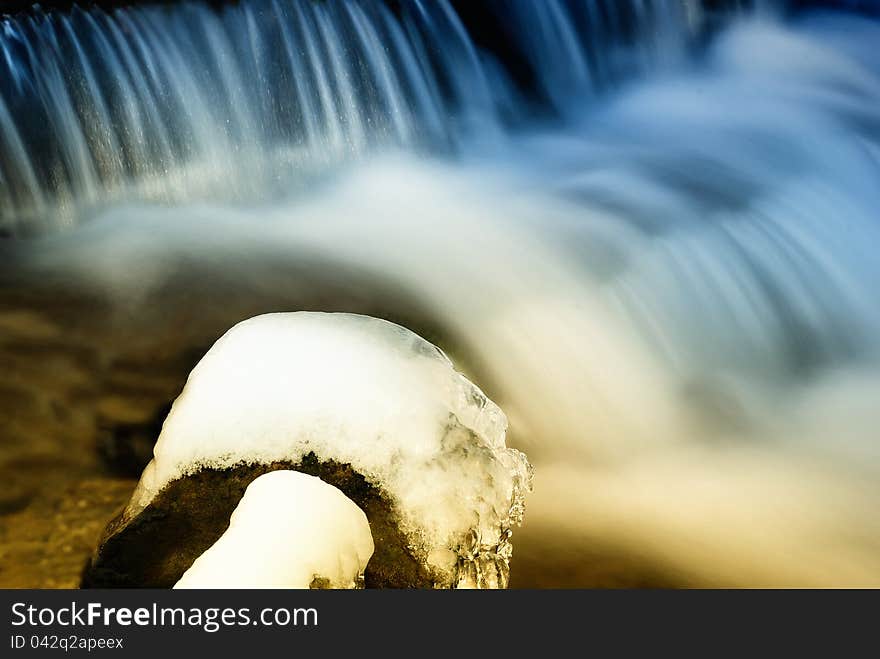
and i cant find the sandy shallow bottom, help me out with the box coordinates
[0,475,683,589]
[0,478,135,588]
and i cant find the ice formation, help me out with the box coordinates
[174,471,374,589]
[130,312,531,588]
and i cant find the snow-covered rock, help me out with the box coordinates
[117,312,530,588]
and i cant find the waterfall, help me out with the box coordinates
[0,0,726,234]
[4,1,880,586]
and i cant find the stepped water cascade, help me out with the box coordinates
[1,0,879,587]
[0,0,714,232]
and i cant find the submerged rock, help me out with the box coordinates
[83,312,531,588]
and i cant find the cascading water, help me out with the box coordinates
[1,0,880,586]
[0,0,709,233]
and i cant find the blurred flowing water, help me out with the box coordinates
[0,0,708,231]
[2,0,880,585]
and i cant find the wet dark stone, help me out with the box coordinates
[0,481,35,515]
[81,453,435,589]
[96,403,171,478]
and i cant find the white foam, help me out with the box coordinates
[131,312,531,586]
[174,470,374,589]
